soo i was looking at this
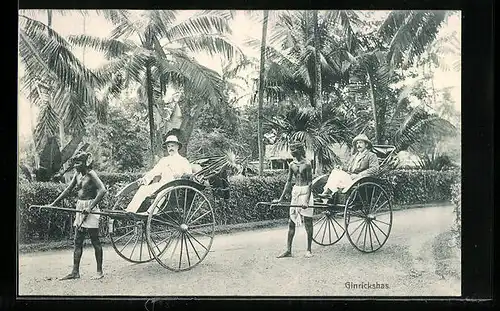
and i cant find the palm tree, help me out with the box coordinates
[265,104,355,173]
[18,10,106,151]
[248,10,361,108]
[69,10,241,162]
[378,10,448,69]
[312,10,322,120]
[257,10,269,176]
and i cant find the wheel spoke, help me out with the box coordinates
[348,218,365,236]
[115,224,140,231]
[120,232,137,253]
[150,217,178,228]
[355,190,368,213]
[183,189,188,222]
[364,186,370,213]
[370,190,383,214]
[184,234,191,268]
[355,222,367,246]
[321,217,328,243]
[314,213,326,226]
[186,200,205,224]
[114,229,135,244]
[368,221,373,251]
[362,220,368,250]
[330,217,342,239]
[178,233,184,269]
[186,234,201,260]
[372,200,389,215]
[169,233,181,262]
[314,217,327,239]
[139,228,144,261]
[186,231,209,251]
[189,223,214,230]
[371,221,389,238]
[327,216,332,244]
[373,218,391,226]
[185,192,198,223]
[369,222,381,247]
[159,211,180,226]
[369,186,377,213]
[129,229,141,259]
[189,209,211,226]
[190,228,211,237]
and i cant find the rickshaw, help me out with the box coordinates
[257,145,397,253]
[31,154,235,272]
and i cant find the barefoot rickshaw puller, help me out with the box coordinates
[49,151,107,280]
[273,141,315,258]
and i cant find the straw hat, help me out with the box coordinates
[352,134,373,149]
[162,135,183,149]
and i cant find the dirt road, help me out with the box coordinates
[18,205,460,296]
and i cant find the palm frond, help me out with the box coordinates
[162,13,232,44]
[161,49,224,104]
[34,102,60,151]
[379,10,447,67]
[168,34,242,60]
[68,34,135,59]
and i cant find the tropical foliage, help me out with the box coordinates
[18,9,460,178]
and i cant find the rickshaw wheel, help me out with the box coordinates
[109,188,155,263]
[310,174,345,246]
[344,181,393,253]
[145,185,215,272]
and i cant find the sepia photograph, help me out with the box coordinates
[17,9,462,297]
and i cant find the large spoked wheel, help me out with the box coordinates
[109,185,155,263]
[310,174,345,246]
[344,182,393,253]
[146,185,215,272]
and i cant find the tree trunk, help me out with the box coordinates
[366,70,380,144]
[179,101,205,157]
[313,10,323,120]
[257,10,269,176]
[145,61,156,165]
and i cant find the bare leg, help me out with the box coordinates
[89,228,104,280]
[304,217,313,257]
[60,228,84,280]
[277,220,295,258]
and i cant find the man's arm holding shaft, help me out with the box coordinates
[51,174,77,206]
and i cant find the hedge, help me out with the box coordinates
[17,169,459,243]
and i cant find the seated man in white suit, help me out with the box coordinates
[319,134,380,199]
[126,134,193,213]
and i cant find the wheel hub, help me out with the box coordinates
[367,214,376,220]
[179,224,189,232]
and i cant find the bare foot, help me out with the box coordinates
[277,251,292,258]
[59,273,80,281]
[91,272,104,280]
[304,251,313,258]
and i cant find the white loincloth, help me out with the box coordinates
[289,185,314,227]
[74,200,100,229]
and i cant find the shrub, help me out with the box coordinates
[18,169,459,243]
[382,169,459,205]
